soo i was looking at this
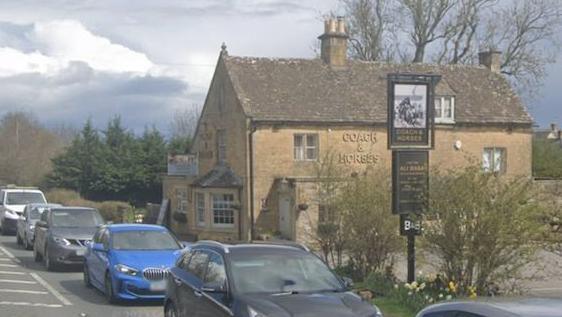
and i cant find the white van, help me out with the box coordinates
[0,186,47,235]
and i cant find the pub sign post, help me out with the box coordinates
[387,73,440,283]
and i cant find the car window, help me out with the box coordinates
[6,192,46,205]
[100,230,110,249]
[187,251,209,280]
[177,250,193,270]
[93,228,104,244]
[40,210,49,223]
[204,252,227,287]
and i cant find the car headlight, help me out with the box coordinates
[28,224,35,231]
[248,306,268,317]
[53,236,71,246]
[114,264,139,276]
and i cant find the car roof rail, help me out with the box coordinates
[196,240,230,253]
[249,240,310,252]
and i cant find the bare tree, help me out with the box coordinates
[400,0,456,63]
[0,111,65,186]
[169,104,201,139]
[483,0,562,97]
[344,0,394,61]
[434,0,496,64]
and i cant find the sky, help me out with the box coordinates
[0,0,559,135]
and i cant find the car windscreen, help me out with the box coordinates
[111,230,181,250]
[229,250,343,294]
[51,210,104,227]
[6,192,46,205]
[30,207,48,219]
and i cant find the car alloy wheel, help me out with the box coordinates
[83,264,92,288]
[165,302,178,317]
[105,272,118,304]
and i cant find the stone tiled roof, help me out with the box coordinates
[192,164,243,188]
[223,56,533,125]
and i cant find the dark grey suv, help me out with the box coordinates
[164,241,382,317]
[33,207,104,270]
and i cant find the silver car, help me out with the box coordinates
[16,203,61,250]
[416,298,562,317]
[34,207,105,271]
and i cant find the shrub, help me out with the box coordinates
[337,170,403,281]
[423,167,544,295]
[45,188,133,223]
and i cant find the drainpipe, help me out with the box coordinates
[248,120,257,241]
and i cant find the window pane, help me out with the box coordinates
[306,135,316,147]
[212,194,234,226]
[196,193,205,225]
[482,149,492,172]
[435,98,442,118]
[294,135,303,147]
[494,148,504,172]
[443,97,452,118]
[306,148,316,160]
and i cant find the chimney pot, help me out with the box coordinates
[329,19,337,33]
[479,50,502,73]
[318,17,349,67]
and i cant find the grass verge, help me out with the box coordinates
[373,297,417,317]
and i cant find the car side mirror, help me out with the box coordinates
[201,281,227,293]
[341,276,354,289]
[92,243,106,252]
[36,220,48,228]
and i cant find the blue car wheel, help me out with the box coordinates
[105,272,118,304]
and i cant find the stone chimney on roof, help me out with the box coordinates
[479,50,502,73]
[318,17,349,67]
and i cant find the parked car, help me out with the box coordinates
[164,240,382,317]
[34,207,105,270]
[0,186,47,235]
[416,298,562,317]
[16,203,62,250]
[83,224,185,303]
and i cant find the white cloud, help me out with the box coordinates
[0,19,155,77]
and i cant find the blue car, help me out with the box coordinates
[83,224,186,303]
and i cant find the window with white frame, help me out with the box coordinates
[196,193,206,227]
[482,147,506,174]
[175,188,188,213]
[217,129,226,162]
[294,134,318,161]
[212,193,234,227]
[434,96,455,123]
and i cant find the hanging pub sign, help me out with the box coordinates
[388,74,440,149]
[392,150,429,215]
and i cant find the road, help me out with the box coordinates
[0,235,163,317]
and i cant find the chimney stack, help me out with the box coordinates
[479,50,502,73]
[318,17,348,67]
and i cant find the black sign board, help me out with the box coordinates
[388,74,440,149]
[400,214,422,236]
[392,150,429,214]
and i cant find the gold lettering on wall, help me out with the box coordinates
[338,132,379,165]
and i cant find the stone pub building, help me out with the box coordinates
[162,18,533,244]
